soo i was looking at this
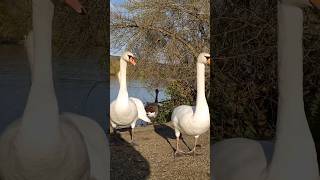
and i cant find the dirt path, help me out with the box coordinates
[110,123,210,180]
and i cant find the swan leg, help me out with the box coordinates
[174,136,183,157]
[110,121,123,145]
[174,133,185,157]
[129,128,134,142]
[129,128,138,146]
[110,121,117,135]
[112,127,117,135]
[187,136,199,157]
[129,121,138,145]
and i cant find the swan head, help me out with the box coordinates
[121,51,137,66]
[197,52,211,65]
[280,0,320,8]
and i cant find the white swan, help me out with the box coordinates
[213,0,320,180]
[0,0,108,180]
[171,52,211,156]
[110,51,151,143]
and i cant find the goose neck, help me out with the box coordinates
[155,91,159,103]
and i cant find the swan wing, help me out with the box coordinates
[172,105,194,121]
[62,113,109,180]
[129,97,151,123]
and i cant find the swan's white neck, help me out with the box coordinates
[18,0,61,152]
[268,3,318,179]
[194,62,208,117]
[116,58,129,103]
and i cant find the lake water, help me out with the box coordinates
[0,45,109,132]
[110,76,167,103]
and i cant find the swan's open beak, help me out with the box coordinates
[310,0,320,9]
[65,0,87,14]
[129,57,137,66]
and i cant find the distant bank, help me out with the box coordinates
[110,55,120,76]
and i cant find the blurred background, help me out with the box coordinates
[0,0,108,131]
[211,0,320,159]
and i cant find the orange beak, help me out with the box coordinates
[129,57,137,66]
[65,0,86,14]
[207,58,211,65]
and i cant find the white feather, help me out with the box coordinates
[130,97,151,123]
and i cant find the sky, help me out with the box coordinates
[110,0,127,56]
[111,0,126,6]
[110,0,125,12]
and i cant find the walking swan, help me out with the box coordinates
[213,0,320,180]
[0,0,108,179]
[110,51,151,144]
[171,52,211,157]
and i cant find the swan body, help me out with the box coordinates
[110,98,139,127]
[0,1,108,179]
[172,105,209,136]
[213,1,320,180]
[0,115,90,180]
[110,51,151,142]
[110,97,150,127]
[171,52,211,156]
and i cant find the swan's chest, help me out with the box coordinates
[110,100,138,125]
[0,120,91,180]
[179,113,210,136]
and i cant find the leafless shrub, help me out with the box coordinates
[212,0,320,141]
[212,0,277,139]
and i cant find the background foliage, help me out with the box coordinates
[0,0,107,57]
[212,0,277,140]
[212,0,320,142]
